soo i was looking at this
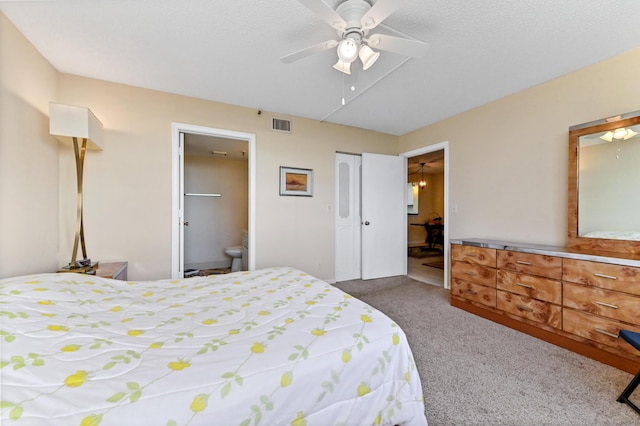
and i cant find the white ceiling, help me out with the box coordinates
[2,0,640,136]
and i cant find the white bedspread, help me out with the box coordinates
[0,267,427,425]
[582,231,640,241]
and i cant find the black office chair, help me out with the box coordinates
[617,329,640,414]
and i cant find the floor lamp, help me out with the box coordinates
[50,102,103,274]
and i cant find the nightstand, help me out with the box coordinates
[95,262,128,281]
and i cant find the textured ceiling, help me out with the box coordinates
[2,0,640,136]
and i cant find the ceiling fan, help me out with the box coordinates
[281,0,430,75]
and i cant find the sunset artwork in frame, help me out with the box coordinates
[279,166,313,196]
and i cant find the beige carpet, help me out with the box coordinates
[334,276,639,425]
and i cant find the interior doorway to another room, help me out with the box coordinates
[183,134,248,276]
[402,144,448,288]
[171,123,256,280]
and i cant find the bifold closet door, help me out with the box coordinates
[335,153,362,281]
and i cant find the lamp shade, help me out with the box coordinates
[50,102,103,150]
[333,59,352,75]
[359,45,380,70]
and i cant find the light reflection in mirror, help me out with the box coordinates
[578,123,640,240]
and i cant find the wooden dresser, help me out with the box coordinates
[450,239,640,373]
[450,245,497,308]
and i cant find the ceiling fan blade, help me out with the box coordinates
[297,0,347,30]
[360,0,406,30]
[280,40,338,64]
[367,34,430,58]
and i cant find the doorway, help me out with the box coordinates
[171,123,256,279]
[401,142,450,289]
[183,134,248,275]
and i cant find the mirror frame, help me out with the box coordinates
[568,112,640,254]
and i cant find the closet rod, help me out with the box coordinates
[184,193,222,197]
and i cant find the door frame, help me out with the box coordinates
[400,141,450,289]
[171,122,256,279]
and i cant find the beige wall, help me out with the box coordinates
[55,75,397,281]
[400,47,640,247]
[0,13,59,277]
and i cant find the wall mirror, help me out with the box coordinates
[568,110,640,254]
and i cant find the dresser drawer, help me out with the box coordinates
[563,258,640,296]
[451,278,496,308]
[563,282,640,324]
[451,245,496,267]
[497,270,561,304]
[497,290,562,329]
[563,308,640,357]
[451,260,496,287]
[497,251,562,280]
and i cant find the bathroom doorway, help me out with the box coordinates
[401,142,449,289]
[171,123,256,279]
[183,134,248,275]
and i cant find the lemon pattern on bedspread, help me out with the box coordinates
[0,267,427,425]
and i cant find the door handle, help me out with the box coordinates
[363,221,370,226]
[183,221,189,226]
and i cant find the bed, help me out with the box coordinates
[0,267,427,425]
[582,231,640,241]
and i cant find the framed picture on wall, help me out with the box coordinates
[279,166,313,196]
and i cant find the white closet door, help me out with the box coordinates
[335,153,361,281]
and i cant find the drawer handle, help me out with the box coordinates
[464,289,477,295]
[595,328,619,339]
[465,253,477,257]
[594,273,618,280]
[516,305,533,313]
[516,260,532,265]
[464,272,477,277]
[516,283,534,289]
[595,301,619,309]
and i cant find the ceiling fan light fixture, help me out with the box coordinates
[359,44,380,70]
[333,59,351,74]
[336,37,360,63]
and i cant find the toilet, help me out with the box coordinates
[224,246,242,272]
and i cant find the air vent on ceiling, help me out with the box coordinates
[272,117,292,133]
